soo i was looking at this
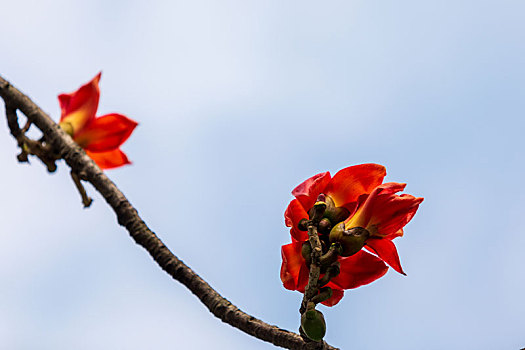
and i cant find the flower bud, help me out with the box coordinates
[301,241,312,266]
[329,223,369,257]
[322,203,350,226]
[301,306,326,342]
[317,218,332,234]
[298,218,309,231]
[328,207,351,224]
[308,195,328,222]
[324,207,350,224]
[319,243,342,266]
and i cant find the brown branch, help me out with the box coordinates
[300,201,329,315]
[302,225,322,310]
[0,75,338,350]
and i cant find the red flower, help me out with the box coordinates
[58,73,138,169]
[280,164,423,306]
[342,182,423,274]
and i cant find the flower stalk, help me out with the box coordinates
[301,223,323,314]
[299,197,344,342]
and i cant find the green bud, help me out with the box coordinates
[308,195,327,222]
[301,307,326,342]
[317,218,332,234]
[319,243,341,266]
[301,241,312,266]
[329,223,369,257]
[298,218,309,231]
[321,195,350,225]
[323,206,351,226]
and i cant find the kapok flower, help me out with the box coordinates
[58,73,137,169]
[331,182,423,275]
[280,163,423,306]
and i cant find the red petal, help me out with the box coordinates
[59,72,101,134]
[345,182,423,237]
[330,250,388,289]
[366,238,405,275]
[284,199,309,242]
[320,286,344,307]
[85,148,131,169]
[366,183,423,237]
[376,182,407,195]
[291,171,331,211]
[384,228,404,241]
[325,164,386,207]
[344,183,404,229]
[74,113,138,152]
[280,242,309,291]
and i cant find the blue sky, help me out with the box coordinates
[1,1,525,349]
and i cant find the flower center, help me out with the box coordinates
[299,194,351,251]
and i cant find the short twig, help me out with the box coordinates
[71,171,93,208]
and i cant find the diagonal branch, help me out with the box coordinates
[0,75,338,350]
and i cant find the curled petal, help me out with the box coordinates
[366,238,405,275]
[291,171,331,211]
[330,250,388,289]
[370,193,422,237]
[325,164,386,207]
[346,182,423,237]
[85,149,131,169]
[284,199,309,242]
[59,72,101,134]
[280,242,309,291]
[367,184,423,237]
[74,113,138,152]
[384,228,404,241]
[345,183,405,229]
[376,182,407,195]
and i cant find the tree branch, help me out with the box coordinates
[0,75,338,350]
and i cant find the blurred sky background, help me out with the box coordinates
[1,1,525,349]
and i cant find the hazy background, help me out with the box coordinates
[1,1,524,349]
